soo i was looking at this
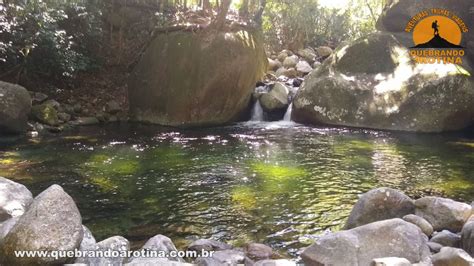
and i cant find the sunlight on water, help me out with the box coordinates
[0,123,473,257]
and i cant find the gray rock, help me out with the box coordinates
[211,249,246,265]
[71,117,100,126]
[188,239,232,252]
[372,257,411,266]
[275,67,287,77]
[0,184,83,265]
[296,61,313,74]
[292,32,474,133]
[131,234,183,262]
[0,81,32,133]
[74,226,98,264]
[79,225,97,251]
[301,218,430,265]
[43,99,61,109]
[31,92,48,103]
[431,247,474,266]
[254,259,297,266]
[403,214,434,236]
[245,243,273,261]
[128,29,267,128]
[277,51,289,62]
[58,112,72,122]
[79,236,130,266]
[345,187,415,229]
[282,55,298,68]
[297,48,316,63]
[431,230,461,248]
[106,100,121,114]
[260,83,289,114]
[126,258,191,265]
[461,215,474,257]
[268,58,282,71]
[0,176,33,222]
[195,257,223,266]
[415,197,472,232]
[315,46,333,57]
[428,242,444,253]
[0,217,19,241]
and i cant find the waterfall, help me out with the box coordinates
[250,99,264,121]
[283,103,293,121]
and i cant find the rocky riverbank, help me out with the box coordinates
[1,176,473,265]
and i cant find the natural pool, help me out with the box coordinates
[1,122,474,257]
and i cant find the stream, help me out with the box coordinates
[1,122,474,257]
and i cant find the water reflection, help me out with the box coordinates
[0,123,473,257]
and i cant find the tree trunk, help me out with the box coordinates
[212,0,230,29]
[239,0,249,18]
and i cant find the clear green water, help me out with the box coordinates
[1,122,474,257]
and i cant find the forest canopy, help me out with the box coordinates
[0,0,387,87]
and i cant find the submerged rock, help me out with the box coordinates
[415,196,472,232]
[345,187,415,229]
[0,176,33,222]
[0,81,32,134]
[292,32,474,132]
[128,28,267,127]
[0,184,83,265]
[301,218,430,265]
[188,239,232,252]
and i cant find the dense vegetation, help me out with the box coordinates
[0,0,386,89]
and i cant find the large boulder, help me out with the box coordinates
[430,230,462,248]
[345,187,415,229]
[415,196,472,232]
[0,185,83,265]
[292,32,474,133]
[461,216,474,256]
[128,28,267,127]
[0,81,32,134]
[0,177,33,222]
[301,218,430,265]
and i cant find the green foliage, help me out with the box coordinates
[262,0,386,50]
[0,0,102,84]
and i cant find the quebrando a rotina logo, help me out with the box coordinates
[405,8,468,64]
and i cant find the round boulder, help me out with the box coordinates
[301,218,430,265]
[0,177,33,222]
[0,81,32,134]
[0,185,83,265]
[292,32,474,133]
[403,214,434,236]
[415,196,472,232]
[128,29,267,127]
[345,187,415,229]
[461,215,474,257]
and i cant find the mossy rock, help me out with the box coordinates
[128,28,268,127]
[292,32,474,133]
[31,103,60,126]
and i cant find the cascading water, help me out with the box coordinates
[250,99,264,121]
[283,103,293,121]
